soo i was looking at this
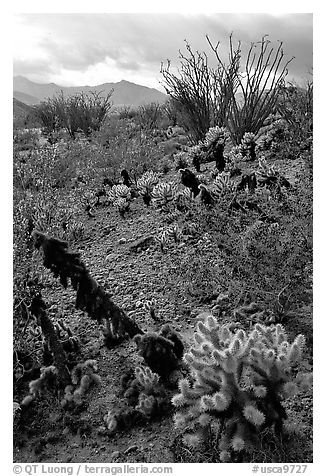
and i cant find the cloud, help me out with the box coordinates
[13,13,312,88]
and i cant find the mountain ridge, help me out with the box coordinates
[13,76,167,107]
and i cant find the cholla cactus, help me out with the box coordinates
[213,172,237,196]
[108,184,131,201]
[257,119,287,153]
[115,197,130,217]
[166,224,182,243]
[21,365,58,407]
[107,184,132,215]
[196,174,208,185]
[204,126,228,148]
[174,151,189,170]
[152,182,177,210]
[182,222,199,237]
[144,299,158,321]
[134,366,160,393]
[137,171,160,205]
[104,410,118,433]
[175,187,194,212]
[165,210,183,224]
[256,157,291,190]
[257,157,277,178]
[68,220,85,242]
[155,230,170,251]
[224,147,242,176]
[239,133,257,161]
[188,143,205,172]
[155,224,182,251]
[61,359,101,407]
[81,190,97,208]
[172,315,311,460]
[134,324,184,378]
[136,393,157,417]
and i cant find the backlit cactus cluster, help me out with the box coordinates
[155,229,170,251]
[103,365,168,435]
[107,184,132,216]
[204,126,229,148]
[239,132,257,161]
[61,359,101,408]
[155,224,183,251]
[143,298,157,321]
[21,365,58,407]
[224,147,243,176]
[257,118,287,153]
[134,324,184,378]
[137,171,160,199]
[256,157,291,190]
[257,157,278,179]
[67,220,85,242]
[174,151,189,170]
[172,315,311,461]
[134,367,167,417]
[174,187,195,212]
[213,172,237,196]
[151,182,177,210]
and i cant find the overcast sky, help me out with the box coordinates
[13,13,312,91]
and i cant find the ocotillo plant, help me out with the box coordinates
[172,315,311,461]
[32,231,143,344]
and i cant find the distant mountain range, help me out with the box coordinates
[13,75,167,107]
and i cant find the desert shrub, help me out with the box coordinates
[134,102,167,131]
[94,115,166,175]
[33,100,61,137]
[13,128,40,152]
[277,81,313,151]
[52,90,113,139]
[193,168,312,322]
